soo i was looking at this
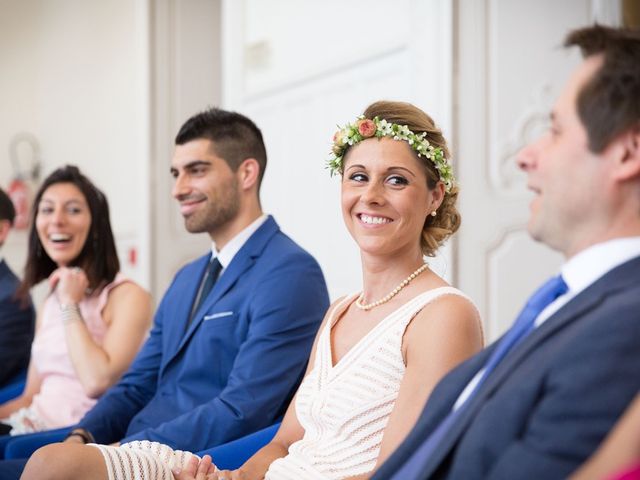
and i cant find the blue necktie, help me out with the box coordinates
[188,257,222,326]
[391,275,569,479]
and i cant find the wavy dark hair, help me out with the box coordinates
[17,165,119,299]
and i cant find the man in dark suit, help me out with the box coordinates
[0,188,35,390]
[373,25,640,480]
[1,108,329,478]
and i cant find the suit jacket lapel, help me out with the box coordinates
[480,255,640,400]
[418,255,640,478]
[162,254,210,368]
[171,216,280,359]
[0,260,11,281]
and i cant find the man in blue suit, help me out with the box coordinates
[0,107,329,477]
[0,188,35,392]
[372,25,640,480]
[73,108,329,448]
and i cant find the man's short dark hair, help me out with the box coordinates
[175,107,268,189]
[565,24,640,152]
[0,188,16,225]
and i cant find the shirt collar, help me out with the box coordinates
[561,236,640,295]
[210,214,268,269]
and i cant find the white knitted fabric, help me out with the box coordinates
[265,287,469,479]
[87,287,470,480]
[90,441,200,480]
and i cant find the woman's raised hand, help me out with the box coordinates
[50,266,89,305]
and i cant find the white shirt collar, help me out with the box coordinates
[210,214,268,269]
[534,236,640,327]
[561,236,640,296]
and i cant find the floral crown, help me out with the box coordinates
[327,115,455,192]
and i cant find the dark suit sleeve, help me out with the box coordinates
[121,254,329,451]
[76,293,167,443]
[0,292,34,386]
[486,299,640,480]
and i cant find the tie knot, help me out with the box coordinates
[527,275,568,311]
[207,257,223,277]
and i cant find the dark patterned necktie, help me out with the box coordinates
[188,257,222,326]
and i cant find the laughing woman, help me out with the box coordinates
[23,101,483,480]
[0,166,152,438]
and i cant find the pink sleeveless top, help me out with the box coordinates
[30,273,130,428]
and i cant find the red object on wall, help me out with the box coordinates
[128,247,137,266]
[7,177,30,230]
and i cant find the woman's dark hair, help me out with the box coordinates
[18,165,119,299]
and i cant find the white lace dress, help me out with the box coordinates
[264,287,470,479]
[90,440,201,480]
[90,287,471,480]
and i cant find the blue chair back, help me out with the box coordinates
[199,423,280,470]
[1,428,71,460]
[0,371,27,404]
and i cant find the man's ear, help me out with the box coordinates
[0,219,11,246]
[612,124,640,182]
[237,158,261,191]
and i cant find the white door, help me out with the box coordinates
[454,0,612,340]
[150,0,223,298]
[221,0,455,300]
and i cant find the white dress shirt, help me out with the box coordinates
[211,214,268,271]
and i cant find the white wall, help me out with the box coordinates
[0,0,150,300]
[223,0,454,301]
[0,1,616,323]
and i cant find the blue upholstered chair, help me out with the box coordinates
[200,423,280,470]
[0,371,72,460]
[1,422,280,463]
[1,428,71,460]
[0,371,27,404]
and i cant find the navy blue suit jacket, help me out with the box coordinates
[0,260,35,387]
[77,216,329,451]
[374,255,640,480]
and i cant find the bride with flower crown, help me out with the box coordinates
[21,101,483,480]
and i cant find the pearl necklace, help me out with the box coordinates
[355,263,429,311]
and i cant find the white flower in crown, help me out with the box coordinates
[327,115,456,192]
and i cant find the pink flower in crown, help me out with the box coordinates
[356,119,376,138]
